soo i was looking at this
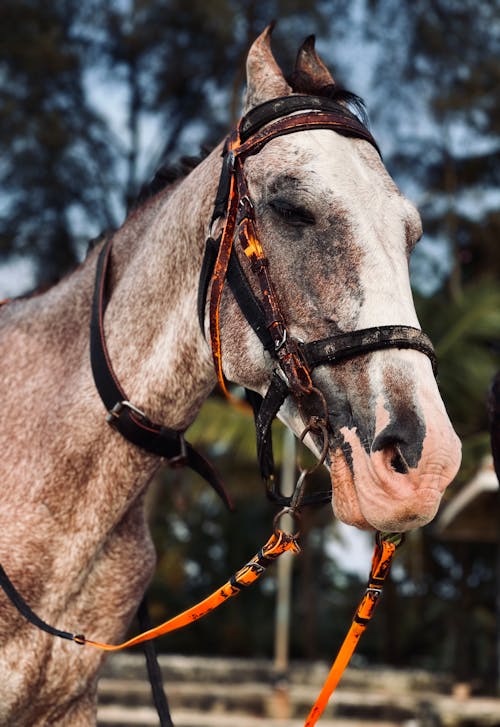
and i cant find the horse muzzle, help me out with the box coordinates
[327,389,462,532]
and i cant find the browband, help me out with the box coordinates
[209,95,380,228]
[239,94,380,153]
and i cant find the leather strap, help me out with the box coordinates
[197,233,275,354]
[300,325,438,375]
[226,252,274,353]
[211,139,234,223]
[255,372,289,481]
[90,236,233,511]
[137,598,174,727]
[237,110,380,160]
[197,235,220,333]
[239,95,379,156]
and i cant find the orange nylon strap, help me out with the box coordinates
[206,106,379,402]
[304,533,403,726]
[208,137,241,399]
[73,529,300,652]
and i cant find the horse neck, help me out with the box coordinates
[99,155,220,431]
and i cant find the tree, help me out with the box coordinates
[0,0,325,289]
[363,0,500,299]
[0,0,116,284]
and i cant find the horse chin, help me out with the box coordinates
[328,446,372,530]
[328,433,453,533]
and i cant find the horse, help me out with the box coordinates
[0,26,461,725]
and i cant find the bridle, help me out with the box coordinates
[198,93,437,505]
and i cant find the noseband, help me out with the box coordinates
[198,94,437,505]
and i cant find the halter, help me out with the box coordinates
[198,94,437,505]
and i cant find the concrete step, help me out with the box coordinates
[100,653,451,693]
[97,694,500,727]
[97,703,401,727]
[96,655,500,727]
[97,678,416,722]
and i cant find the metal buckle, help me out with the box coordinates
[106,400,149,425]
[239,194,254,211]
[274,327,287,352]
[273,506,301,539]
[168,433,188,469]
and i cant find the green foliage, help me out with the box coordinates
[417,281,500,442]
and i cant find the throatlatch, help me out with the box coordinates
[90,233,233,511]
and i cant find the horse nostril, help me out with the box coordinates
[372,411,426,474]
[372,432,410,475]
[390,445,409,474]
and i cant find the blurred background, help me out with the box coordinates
[1,0,499,705]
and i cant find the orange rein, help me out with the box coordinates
[304,532,403,725]
[73,526,401,725]
[73,528,300,651]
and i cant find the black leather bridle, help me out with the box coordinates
[198,94,437,505]
[88,93,436,509]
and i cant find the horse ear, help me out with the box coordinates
[244,24,291,112]
[291,35,336,95]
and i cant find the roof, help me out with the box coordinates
[435,456,499,542]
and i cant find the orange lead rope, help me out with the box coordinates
[75,528,401,727]
[73,528,300,651]
[304,532,403,726]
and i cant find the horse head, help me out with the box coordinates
[209,27,461,533]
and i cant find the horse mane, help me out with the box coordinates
[287,72,369,127]
[133,150,212,210]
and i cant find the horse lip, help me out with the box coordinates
[327,426,454,532]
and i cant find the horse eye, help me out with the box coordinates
[269,199,316,227]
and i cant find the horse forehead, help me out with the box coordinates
[248,129,401,207]
[297,131,401,197]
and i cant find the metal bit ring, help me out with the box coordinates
[273,506,301,538]
[298,418,330,475]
